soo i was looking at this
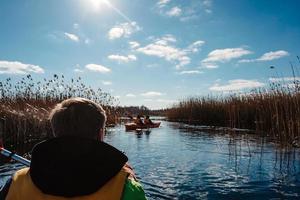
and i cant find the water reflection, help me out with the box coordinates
[124,129,152,139]
[170,123,300,199]
[1,121,300,199]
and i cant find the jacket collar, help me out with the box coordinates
[29,136,128,197]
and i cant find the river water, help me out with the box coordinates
[1,121,300,199]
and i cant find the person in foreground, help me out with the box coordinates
[0,97,147,200]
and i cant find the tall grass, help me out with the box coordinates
[0,75,117,153]
[167,80,300,146]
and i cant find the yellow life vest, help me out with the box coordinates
[5,167,128,200]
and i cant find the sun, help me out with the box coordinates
[89,0,110,10]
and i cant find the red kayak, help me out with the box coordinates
[125,122,161,131]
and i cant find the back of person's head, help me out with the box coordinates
[146,115,149,119]
[49,97,106,139]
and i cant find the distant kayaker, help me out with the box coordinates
[144,115,154,125]
[134,115,144,125]
[0,97,147,200]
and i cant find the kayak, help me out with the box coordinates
[125,122,161,131]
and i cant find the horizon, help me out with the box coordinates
[1,0,300,109]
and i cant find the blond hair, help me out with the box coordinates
[49,98,106,139]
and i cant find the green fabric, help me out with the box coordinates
[121,179,147,200]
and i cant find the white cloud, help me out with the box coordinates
[108,54,137,63]
[180,15,198,22]
[166,6,182,17]
[74,68,84,73]
[64,32,79,42]
[0,60,44,74]
[161,34,177,43]
[156,99,176,103]
[137,35,203,69]
[129,41,140,49]
[269,77,300,82]
[179,0,213,21]
[126,93,136,97]
[146,64,160,68]
[157,0,212,21]
[209,79,265,92]
[108,27,124,40]
[156,1,183,18]
[179,70,203,75]
[258,50,289,61]
[102,81,112,85]
[74,64,83,73]
[108,22,141,40]
[203,0,213,13]
[178,6,199,22]
[201,47,252,68]
[141,91,164,97]
[203,0,212,7]
[144,98,176,103]
[205,9,212,14]
[238,59,251,63]
[85,64,111,73]
[142,98,177,109]
[200,63,219,69]
[187,40,205,53]
[239,50,289,63]
[157,0,171,8]
[203,48,252,63]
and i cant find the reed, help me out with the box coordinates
[0,75,117,154]
[167,79,300,146]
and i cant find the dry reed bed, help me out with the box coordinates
[167,83,300,146]
[0,75,117,153]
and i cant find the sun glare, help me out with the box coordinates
[89,0,110,11]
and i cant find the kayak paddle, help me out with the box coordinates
[0,139,31,166]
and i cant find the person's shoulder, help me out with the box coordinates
[122,178,147,200]
[121,163,147,200]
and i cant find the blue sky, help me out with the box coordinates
[0,0,300,109]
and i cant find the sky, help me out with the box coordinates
[0,0,300,109]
